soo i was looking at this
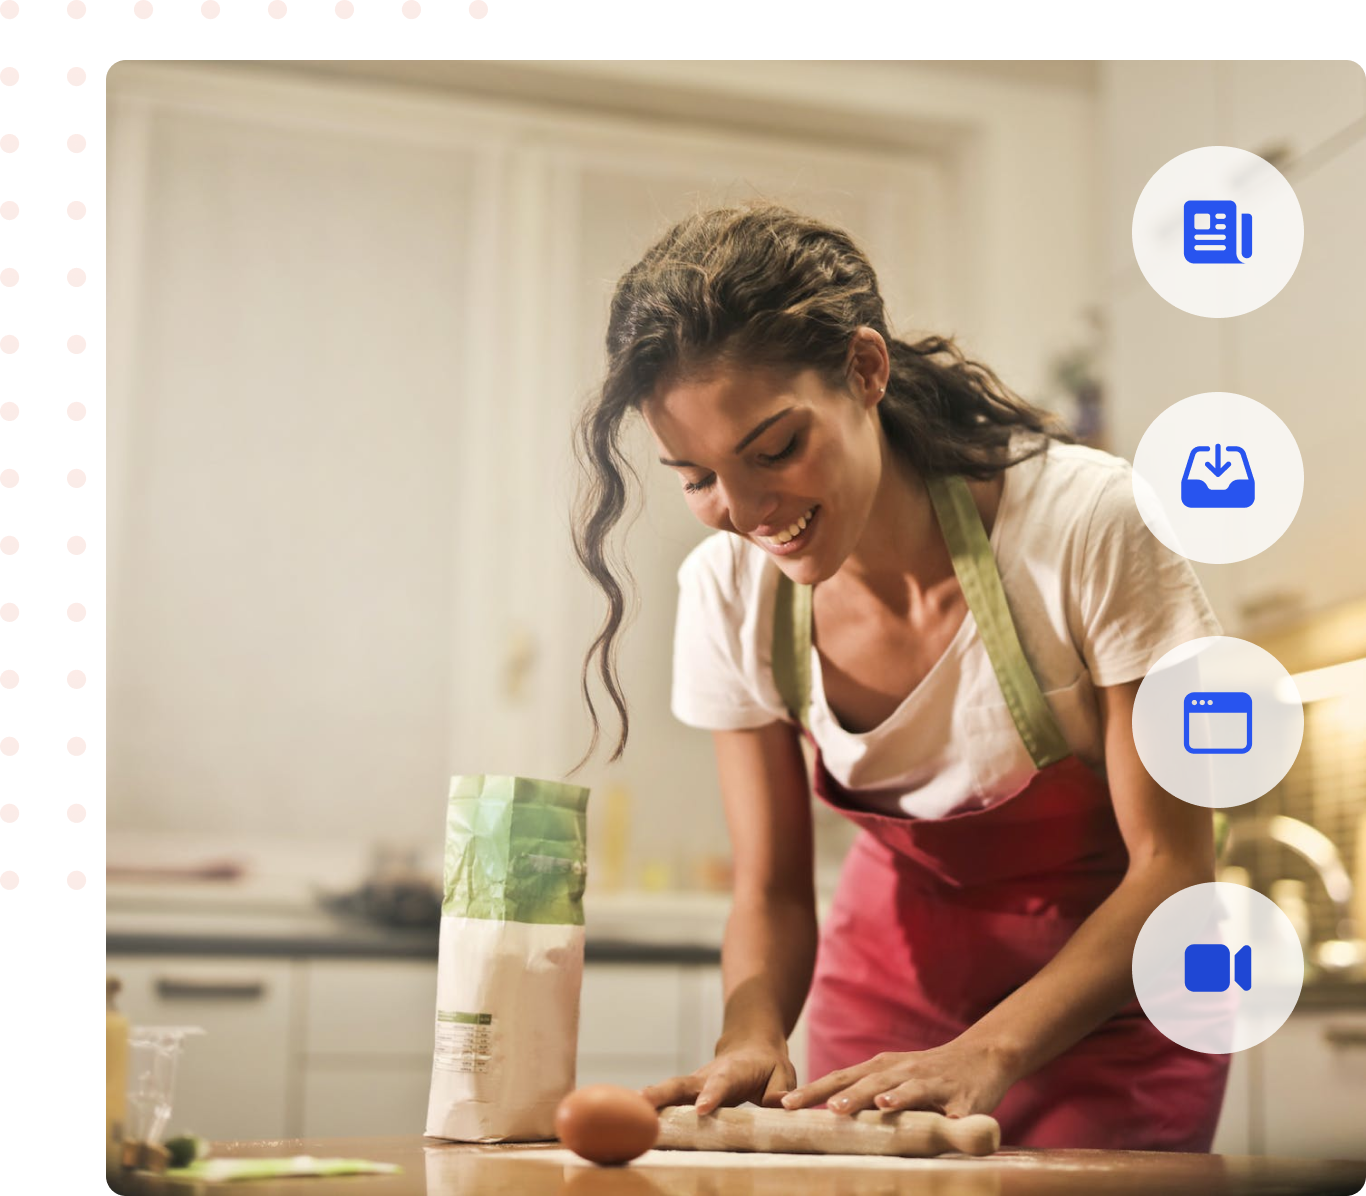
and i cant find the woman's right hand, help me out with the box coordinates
[640,1037,797,1115]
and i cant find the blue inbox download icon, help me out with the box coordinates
[1184,200,1252,264]
[1184,692,1253,754]
[1181,444,1255,508]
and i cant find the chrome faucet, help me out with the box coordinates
[1224,815,1366,975]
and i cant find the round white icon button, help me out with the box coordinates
[1133,636,1304,809]
[1134,882,1304,1053]
[1133,145,1304,317]
[1132,391,1304,565]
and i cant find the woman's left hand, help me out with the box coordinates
[779,1036,1017,1119]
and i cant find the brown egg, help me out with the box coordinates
[555,1084,660,1166]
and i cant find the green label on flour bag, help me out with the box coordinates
[434,1011,495,1074]
[442,774,590,926]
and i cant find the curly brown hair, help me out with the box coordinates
[568,202,1070,772]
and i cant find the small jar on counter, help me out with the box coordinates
[107,977,129,1183]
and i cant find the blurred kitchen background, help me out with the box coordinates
[105,61,1365,1157]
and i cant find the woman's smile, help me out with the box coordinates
[754,504,819,555]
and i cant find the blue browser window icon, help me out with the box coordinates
[1184,201,1252,264]
[1184,691,1253,754]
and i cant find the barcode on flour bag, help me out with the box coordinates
[424,774,590,1142]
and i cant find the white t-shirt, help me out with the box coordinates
[669,440,1221,819]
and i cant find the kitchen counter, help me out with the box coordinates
[1296,977,1366,1009]
[105,887,1366,1004]
[105,923,721,965]
[106,886,732,964]
[109,1135,1366,1196]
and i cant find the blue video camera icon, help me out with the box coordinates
[1185,943,1252,992]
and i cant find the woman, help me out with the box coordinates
[570,203,1230,1150]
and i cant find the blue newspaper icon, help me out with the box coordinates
[1181,444,1255,508]
[1185,943,1252,992]
[1184,200,1252,264]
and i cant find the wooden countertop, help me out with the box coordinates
[111,1134,1366,1196]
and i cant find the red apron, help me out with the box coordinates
[774,475,1231,1151]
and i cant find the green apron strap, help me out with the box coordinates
[772,570,813,730]
[924,474,1071,769]
[770,474,1071,769]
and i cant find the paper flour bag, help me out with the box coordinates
[424,774,589,1142]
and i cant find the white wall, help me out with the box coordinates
[106,61,1101,886]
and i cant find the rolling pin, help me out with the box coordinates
[655,1106,1000,1158]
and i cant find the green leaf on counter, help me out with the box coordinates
[164,1156,401,1182]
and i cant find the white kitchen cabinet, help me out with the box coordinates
[1210,1046,1253,1156]
[109,950,730,1140]
[303,959,438,1057]
[1260,1010,1366,1159]
[679,964,812,1088]
[574,1058,680,1092]
[109,956,299,1142]
[298,959,438,1137]
[577,962,688,1092]
[300,1063,433,1138]
[680,964,726,1076]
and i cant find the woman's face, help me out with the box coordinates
[641,363,885,585]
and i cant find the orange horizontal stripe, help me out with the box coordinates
[0,802,105,824]
[0,731,105,753]
[0,603,103,622]
[0,202,103,222]
[0,668,105,688]
[0,135,103,155]
[0,335,105,354]
[0,868,106,890]
[1,401,103,420]
[0,535,105,554]
[2,0,1366,13]
[0,466,105,486]
[0,268,105,286]
[0,67,107,86]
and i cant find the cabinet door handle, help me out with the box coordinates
[156,977,266,1001]
[1322,1023,1366,1048]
